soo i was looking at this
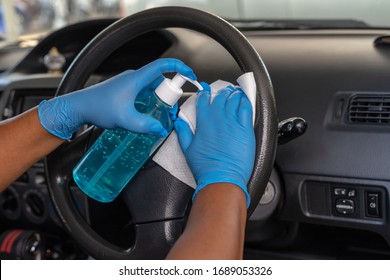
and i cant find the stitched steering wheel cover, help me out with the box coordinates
[46,7,277,259]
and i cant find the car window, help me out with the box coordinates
[1,0,390,44]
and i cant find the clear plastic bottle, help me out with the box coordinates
[72,73,202,202]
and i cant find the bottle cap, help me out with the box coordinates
[155,73,203,106]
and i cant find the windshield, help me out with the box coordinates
[1,0,390,41]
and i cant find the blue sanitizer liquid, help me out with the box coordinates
[72,90,173,203]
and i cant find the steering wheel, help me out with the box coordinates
[46,7,277,259]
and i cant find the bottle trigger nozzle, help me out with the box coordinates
[178,74,203,91]
[155,73,203,106]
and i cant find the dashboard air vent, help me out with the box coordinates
[348,95,390,124]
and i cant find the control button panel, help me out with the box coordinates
[329,184,385,220]
[306,181,386,221]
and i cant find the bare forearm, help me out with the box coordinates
[0,107,64,191]
[166,183,247,260]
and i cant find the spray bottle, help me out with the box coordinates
[72,73,202,202]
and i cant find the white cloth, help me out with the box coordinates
[153,72,256,188]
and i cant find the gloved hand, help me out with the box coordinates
[38,58,195,139]
[174,85,255,207]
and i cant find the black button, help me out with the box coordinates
[335,199,354,215]
[281,121,294,132]
[334,188,347,196]
[347,189,356,197]
[366,193,380,217]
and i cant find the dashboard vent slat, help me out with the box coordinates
[348,95,390,124]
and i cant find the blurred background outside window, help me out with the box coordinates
[1,0,390,41]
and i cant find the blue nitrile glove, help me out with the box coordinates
[174,86,256,207]
[38,58,195,139]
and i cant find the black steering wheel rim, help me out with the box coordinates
[46,6,278,259]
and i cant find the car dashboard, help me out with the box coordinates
[1,18,390,259]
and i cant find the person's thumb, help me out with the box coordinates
[174,118,193,153]
[169,103,179,121]
[132,58,196,92]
